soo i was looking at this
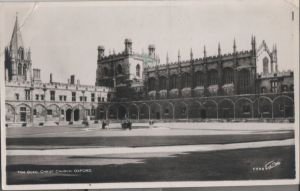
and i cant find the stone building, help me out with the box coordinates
[5,16,113,126]
[96,38,294,121]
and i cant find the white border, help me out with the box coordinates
[1,0,299,190]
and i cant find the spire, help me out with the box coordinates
[166,52,169,64]
[218,42,221,56]
[203,46,207,58]
[233,38,236,53]
[10,13,24,56]
[178,49,181,62]
[190,48,193,60]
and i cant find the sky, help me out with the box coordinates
[1,0,298,85]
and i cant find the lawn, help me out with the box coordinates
[7,132,294,149]
[6,146,295,184]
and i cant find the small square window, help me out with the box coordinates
[47,110,52,115]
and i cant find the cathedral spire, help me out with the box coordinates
[233,38,236,53]
[10,13,24,55]
[203,46,207,58]
[166,52,169,64]
[218,42,221,56]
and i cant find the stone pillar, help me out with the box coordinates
[71,110,74,122]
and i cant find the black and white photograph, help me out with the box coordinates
[0,0,299,190]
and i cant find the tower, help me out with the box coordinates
[5,14,32,82]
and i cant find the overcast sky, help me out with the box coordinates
[1,0,298,85]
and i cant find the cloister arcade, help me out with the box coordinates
[5,93,294,124]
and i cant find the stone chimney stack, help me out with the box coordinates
[124,38,133,54]
[148,44,155,58]
[70,75,75,85]
[98,45,105,60]
[50,73,53,83]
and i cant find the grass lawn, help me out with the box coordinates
[6,146,295,184]
[7,132,294,149]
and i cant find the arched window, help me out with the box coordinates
[182,73,191,88]
[208,70,218,85]
[103,67,108,76]
[195,71,204,86]
[148,77,156,91]
[238,69,250,94]
[159,76,167,90]
[18,63,22,75]
[117,64,123,74]
[263,57,269,74]
[23,65,27,76]
[170,75,177,89]
[23,65,27,80]
[136,64,140,77]
[19,48,24,59]
[223,68,234,84]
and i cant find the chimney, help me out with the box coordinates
[70,75,75,85]
[50,73,53,83]
[148,44,155,58]
[77,79,80,85]
[124,38,132,54]
[98,45,105,60]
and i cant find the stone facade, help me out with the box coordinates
[5,16,113,126]
[96,38,294,121]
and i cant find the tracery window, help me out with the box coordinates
[18,63,22,75]
[170,75,178,89]
[117,64,123,74]
[136,64,140,77]
[263,57,269,74]
[148,77,156,91]
[181,73,191,88]
[159,76,167,90]
[238,69,250,94]
[195,71,204,86]
[103,67,108,76]
[223,68,234,84]
[208,70,218,85]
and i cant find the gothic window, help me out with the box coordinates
[103,67,108,76]
[170,75,177,89]
[23,65,27,79]
[25,90,30,100]
[238,69,250,94]
[263,57,269,74]
[223,68,234,84]
[271,81,278,93]
[148,77,156,91]
[117,64,123,74]
[136,64,141,77]
[195,71,204,86]
[159,76,167,90]
[50,91,55,101]
[208,70,218,85]
[72,92,76,102]
[18,63,22,75]
[182,73,191,88]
